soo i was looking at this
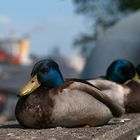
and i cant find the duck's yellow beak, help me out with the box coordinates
[17,75,41,97]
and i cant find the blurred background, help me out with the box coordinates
[0,0,140,123]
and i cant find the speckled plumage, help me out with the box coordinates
[15,81,124,128]
[15,59,124,128]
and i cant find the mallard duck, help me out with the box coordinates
[88,59,136,92]
[88,59,140,113]
[88,59,136,91]
[15,59,124,128]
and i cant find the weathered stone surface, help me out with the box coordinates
[0,114,140,140]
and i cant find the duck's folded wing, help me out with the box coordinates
[67,80,125,117]
[87,78,119,90]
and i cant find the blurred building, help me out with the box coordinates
[0,64,32,122]
[81,10,140,78]
[0,35,31,65]
[0,35,32,123]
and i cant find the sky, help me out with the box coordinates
[0,0,87,57]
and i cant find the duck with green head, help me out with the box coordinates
[15,59,124,128]
[88,59,140,113]
[105,59,136,83]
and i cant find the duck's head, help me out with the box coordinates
[106,59,136,84]
[18,59,64,96]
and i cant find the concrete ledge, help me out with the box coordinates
[96,117,140,140]
[0,114,140,140]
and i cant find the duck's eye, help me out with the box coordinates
[40,68,49,73]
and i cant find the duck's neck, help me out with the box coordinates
[45,69,64,88]
[53,72,64,87]
[106,75,125,84]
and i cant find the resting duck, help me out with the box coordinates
[15,59,124,128]
[88,59,140,113]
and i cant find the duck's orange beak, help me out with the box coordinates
[17,75,41,97]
